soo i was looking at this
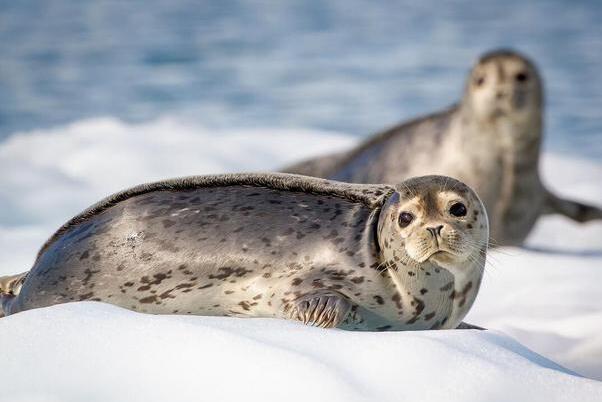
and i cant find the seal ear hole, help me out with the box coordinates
[398,212,414,228]
[515,72,529,82]
[449,202,467,217]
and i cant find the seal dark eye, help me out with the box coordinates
[515,72,528,82]
[475,76,485,86]
[449,202,467,217]
[398,212,414,228]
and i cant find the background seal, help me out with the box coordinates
[283,49,602,246]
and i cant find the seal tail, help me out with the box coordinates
[0,271,29,317]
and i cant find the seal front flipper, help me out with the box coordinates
[287,291,351,328]
[544,190,602,223]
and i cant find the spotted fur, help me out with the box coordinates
[1,174,488,331]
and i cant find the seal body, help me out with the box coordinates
[284,49,602,246]
[1,174,488,331]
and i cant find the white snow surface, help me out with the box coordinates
[1,117,601,400]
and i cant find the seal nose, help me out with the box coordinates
[427,225,444,238]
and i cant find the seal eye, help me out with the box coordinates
[475,76,485,86]
[515,72,529,82]
[449,202,467,217]
[398,212,414,228]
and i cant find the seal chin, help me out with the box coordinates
[429,250,457,262]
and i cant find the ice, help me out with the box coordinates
[0,117,601,400]
[0,302,599,402]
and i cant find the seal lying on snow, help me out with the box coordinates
[0,173,488,331]
[283,49,602,246]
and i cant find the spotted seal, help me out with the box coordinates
[283,49,602,246]
[0,173,488,330]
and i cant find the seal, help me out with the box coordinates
[0,173,488,331]
[283,49,602,246]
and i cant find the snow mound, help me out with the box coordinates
[1,302,600,402]
[1,117,602,399]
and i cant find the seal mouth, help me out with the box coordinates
[423,249,460,264]
[427,250,451,259]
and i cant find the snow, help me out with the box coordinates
[1,117,601,400]
[1,302,599,402]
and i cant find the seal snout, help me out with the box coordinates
[426,224,444,250]
[426,225,443,240]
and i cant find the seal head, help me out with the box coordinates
[378,175,488,276]
[464,49,543,126]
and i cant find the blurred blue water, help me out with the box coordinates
[0,0,601,157]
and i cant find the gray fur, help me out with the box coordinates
[36,173,391,261]
[1,174,488,331]
[283,49,602,246]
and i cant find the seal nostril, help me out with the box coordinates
[496,91,504,99]
[427,225,444,237]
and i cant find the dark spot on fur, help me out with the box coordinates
[139,295,159,304]
[392,293,403,310]
[350,276,364,284]
[312,279,325,288]
[405,297,425,324]
[162,219,176,228]
[209,267,252,280]
[82,268,100,286]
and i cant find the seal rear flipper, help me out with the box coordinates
[286,291,351,329]
[544,190,602,222]
[0,272,28,317]
[0,271,28,297]
[0,294,15,318]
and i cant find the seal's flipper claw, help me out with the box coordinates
[288,292,351,329]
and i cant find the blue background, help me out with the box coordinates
[1,0,601,157]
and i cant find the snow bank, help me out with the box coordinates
[0,302,599,402]
[1,117,601,399]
